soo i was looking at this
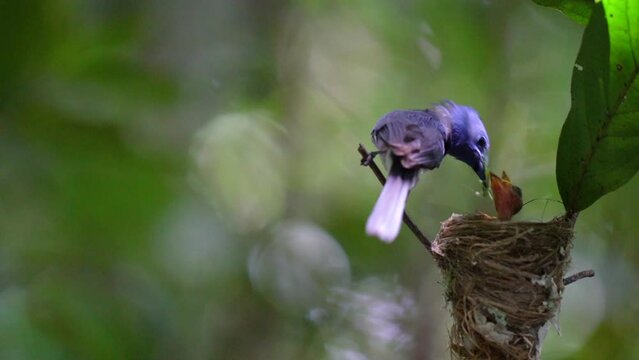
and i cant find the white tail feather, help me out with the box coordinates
[366,175,411,243]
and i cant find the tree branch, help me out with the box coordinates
[563,269,595,286]
[358,144,594,287]
[358,144,433,254]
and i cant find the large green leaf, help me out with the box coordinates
[533,0,595,25]
[556,0,639,212]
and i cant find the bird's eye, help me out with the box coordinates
[477,137,487,149]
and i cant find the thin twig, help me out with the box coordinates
[563,269,595,286]
[358,144,433,253]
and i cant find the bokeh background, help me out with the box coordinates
[2,0,639,359]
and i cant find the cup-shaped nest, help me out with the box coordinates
[432,213,575,360]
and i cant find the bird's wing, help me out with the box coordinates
[371,110,446,170]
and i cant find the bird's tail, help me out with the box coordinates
[366,173,416,243]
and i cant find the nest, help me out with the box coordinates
[432,213,575,360]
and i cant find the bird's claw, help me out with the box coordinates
[361,151,382,166]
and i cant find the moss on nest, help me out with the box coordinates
[432,213,575,360]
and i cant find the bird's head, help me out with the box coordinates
[435,101,490,185]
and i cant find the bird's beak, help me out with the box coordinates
[475,151,488,188]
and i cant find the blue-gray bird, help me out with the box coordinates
[366,101,490,242]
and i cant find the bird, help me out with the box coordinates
[489,171,523,221]
[365,100,490,242]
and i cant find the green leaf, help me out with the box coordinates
[533,0,595,24]
[556,0,639,212]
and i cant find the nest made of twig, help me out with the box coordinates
[432,213,575,360]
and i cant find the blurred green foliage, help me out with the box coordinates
[532,0,594,24]
[1,0,638,359]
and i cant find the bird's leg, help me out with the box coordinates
[361,150,383,166]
